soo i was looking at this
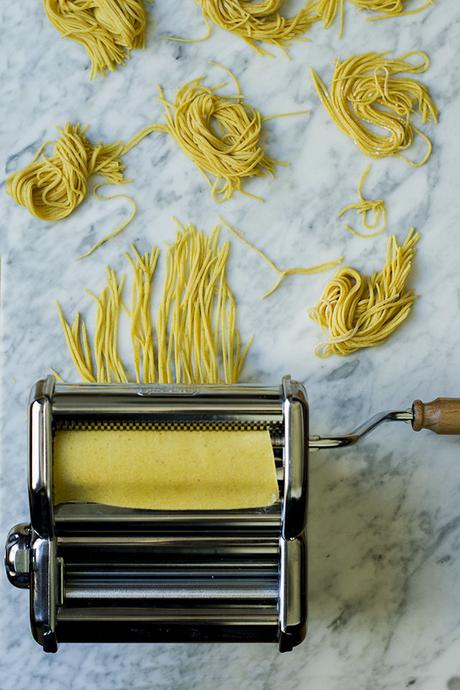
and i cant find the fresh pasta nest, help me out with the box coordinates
[43,0,148,79]
[196,0,316,54]
[155,73,279,202]
[309,228,420,356]
[315,0,433,34]
[310,51,438,166]
[6,123,126,222]
[349,0,433,20]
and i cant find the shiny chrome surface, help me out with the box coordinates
[309,409,414,449]
[5,524,31,589]
[282,377,309,540]
[65,582,279,600]
[6,375,309,652]
[54,503,282,533]
[30,536,58,652]
[28,377,54,539]
[279,536,307,651]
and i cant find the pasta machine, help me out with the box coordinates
[4,375,460,653]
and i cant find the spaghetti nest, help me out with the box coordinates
[310,51,438,166]
[315,0,433,33]
[6,123,127,222]
[156,73,279,202]
[196,0,316,54]
[43,0,148,79]
[349,0,434,20]
[309,228,419,357]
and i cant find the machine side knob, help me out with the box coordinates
[5,523,31,589]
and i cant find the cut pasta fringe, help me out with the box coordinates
[315,0,345,36]
[56,223,252,384]
[43,0,148,79]
[221,217,343,299]
[310,52,437,166]
[338,165,387,238]
[309,228,420,356]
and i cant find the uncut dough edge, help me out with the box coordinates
[53,429,279,510]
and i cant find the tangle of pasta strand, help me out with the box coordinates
[310,51,438,166]
[154,68,281,202]
[309,228,420,356]
[195,0,317,55]
[43,0,148,79]
[314,0,433,33]
[338,165,387,238]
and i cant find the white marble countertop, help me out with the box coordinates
[1,1,460,689]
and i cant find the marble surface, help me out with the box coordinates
[1,1,460,688]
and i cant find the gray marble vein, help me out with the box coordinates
[1,0,460,688]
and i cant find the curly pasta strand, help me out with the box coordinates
[221,216,343,298]
[338,165,387,238]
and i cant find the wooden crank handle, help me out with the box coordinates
[412,398,460,435]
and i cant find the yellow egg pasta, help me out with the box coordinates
[338,165,387,238]
[6,122,157,258]
[315,0,345,36]
[314,0,433,33]
[195,0,316,55]
[56,222,252,384]
[7,66,304,253]
[310,52,438,166]
[221,217,343,298]
[153,65,288,202]
[7,124,126,223]
[351,0,434,22]
[309,228,419,356]
[43,0,148,79]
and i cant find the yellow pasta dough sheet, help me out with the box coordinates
[53,428,278,510]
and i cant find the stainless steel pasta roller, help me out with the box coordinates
[4,375,460,653]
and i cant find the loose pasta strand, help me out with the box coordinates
[125,244,160,383]
[221,216,343,298]
[86,268,128,382]
[309,228,420,356]
[315,0,345,37]
[161,15,213,43]
[338,165,387,238]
